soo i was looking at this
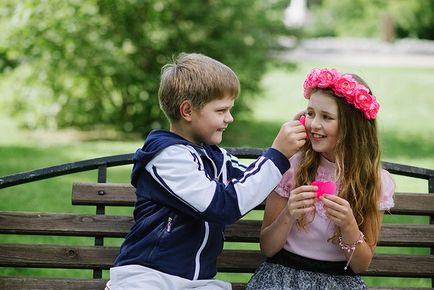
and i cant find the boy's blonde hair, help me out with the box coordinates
[158,53,240,122]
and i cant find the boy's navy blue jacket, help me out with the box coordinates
[114,129,290,280]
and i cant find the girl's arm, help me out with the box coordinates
[321,195,383,273]
[260,186,316,257]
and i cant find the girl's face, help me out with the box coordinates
[306,91,339,162]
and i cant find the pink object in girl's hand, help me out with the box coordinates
[299,115,309,140]
[312,180,336,198]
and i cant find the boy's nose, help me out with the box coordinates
[225,112,234,123]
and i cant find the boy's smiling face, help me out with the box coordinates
[188,94,235,145]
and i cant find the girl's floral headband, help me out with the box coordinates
[303,68,380,120]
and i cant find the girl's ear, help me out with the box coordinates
[179,100,193,122]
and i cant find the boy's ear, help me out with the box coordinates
[179,100,193,122]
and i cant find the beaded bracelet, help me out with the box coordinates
[339,231,365,270]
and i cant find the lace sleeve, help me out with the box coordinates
[379,169,395,211]
[275,169,293,198]
[274,153,302,198]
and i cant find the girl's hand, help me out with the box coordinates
[287,185,317,220]
[321,195,357,231]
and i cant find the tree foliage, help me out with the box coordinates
[306,0,434,40]
[0,0,289,134]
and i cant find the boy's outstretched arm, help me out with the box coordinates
[141,122,305,225]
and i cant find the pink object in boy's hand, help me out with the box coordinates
[312,180,337,198]
[299,115,309,140]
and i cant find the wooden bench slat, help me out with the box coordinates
[0,244,117,269]
[392,193,434,215]
[72,183,434,215]
[0,277,107,290]
[378,224,434,247]
[368,253,434,277]
[1,212,433,247]
[0,212,132,237]
[212,221,432,248]
[226,220,434,247]
[1,245,432,278]
[72,183,136,206]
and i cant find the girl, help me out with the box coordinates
[246,68,395,289]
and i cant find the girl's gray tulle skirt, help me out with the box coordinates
[246,262,368,290]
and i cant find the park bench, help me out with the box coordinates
[0,148,433,289]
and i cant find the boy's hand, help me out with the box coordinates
[272,120,306,158]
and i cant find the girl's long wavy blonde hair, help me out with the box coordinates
[295,77,382,247]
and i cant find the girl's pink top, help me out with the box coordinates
[274,153,395,262]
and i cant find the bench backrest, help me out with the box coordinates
[0,148,433,290]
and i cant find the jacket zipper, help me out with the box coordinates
[166,216,173,232]
[193,221,209,280]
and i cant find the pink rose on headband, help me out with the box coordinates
[317,69,340,88]
[303,69,321,97]
[334,75,357,102]
[312,180,337,199]
[365,101,380,120]
[354,87,374,111]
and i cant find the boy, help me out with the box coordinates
[106,53,306,290]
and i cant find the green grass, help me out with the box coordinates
[0,63,433,287]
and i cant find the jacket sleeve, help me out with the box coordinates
[218,147,248,181]
[145,145,290,225]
